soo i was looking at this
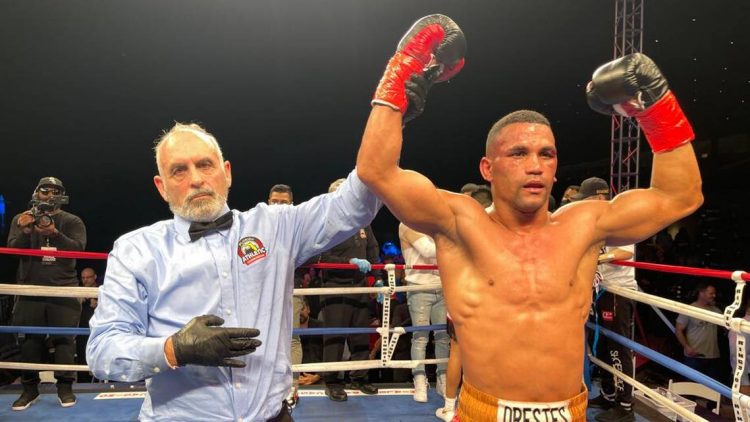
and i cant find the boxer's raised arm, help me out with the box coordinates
[586,54,703,244]
[357,15,465,237]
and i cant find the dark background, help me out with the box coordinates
[0,1,748,277]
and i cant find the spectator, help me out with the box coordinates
[319,178,381,401]
[572,177,637,422]
[7,177,86,410]
[265,183,303,408]
[560,184,580,206]
[86,123,380,421]
[299,298,323,386]
[76,267,99,383]
[675,283,722,380]
[268,184,293,205]
[399,223,447,403]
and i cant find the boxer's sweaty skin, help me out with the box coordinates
[357,106,702,401]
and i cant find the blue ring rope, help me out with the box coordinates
[586,321,731,398]
[0,324,448,337]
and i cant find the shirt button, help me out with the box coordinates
[235,382,242,388]
[226,309,232,315]
[121,375,127,380]
[153,367,160,373]
[222,272,229,278]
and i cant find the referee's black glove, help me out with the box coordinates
[171,315,261,368]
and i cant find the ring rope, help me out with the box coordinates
[0,357,449,374]
[587,353,708,422]
[611,259,750,281]
[292,358,447,373]
[0,284,99,298]
[0,326,90,335]
[0,324,447,337]
[586,322,734,398]
[604,283,750,335]
[309,263,437,271]
[294,284,441,295]
[0,247,108,260]
[0,362,89,372]
[0,283,442,299]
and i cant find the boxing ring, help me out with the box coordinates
[0,246,749,421]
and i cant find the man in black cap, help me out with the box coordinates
[570,178,610,202]
[572,177,638,422]
[6,177,87,410]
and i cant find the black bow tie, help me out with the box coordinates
[188,211,233,242]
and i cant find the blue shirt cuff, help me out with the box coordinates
[140,336,173,376]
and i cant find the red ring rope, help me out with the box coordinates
[611,259,750,281]
[0,247,747,281]
[0,247,108,260]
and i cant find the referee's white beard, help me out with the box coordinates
[169,188,228,222]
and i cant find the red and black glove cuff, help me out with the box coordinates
[372,52,426,113]
[635,90,695,153]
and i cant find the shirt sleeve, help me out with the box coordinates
[86,242,172,382]
[6,214,31,248]
[411,236,436,259]
[290,170,382,267]
[54,214,87,251]
[675,313,689,327]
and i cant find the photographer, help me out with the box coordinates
[6,177,86,411]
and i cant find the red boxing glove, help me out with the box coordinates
[586,53,694,153]
[372,14,466,118]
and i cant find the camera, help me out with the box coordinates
[29,196,69,228]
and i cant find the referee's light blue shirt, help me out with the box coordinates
[87,171,381,421]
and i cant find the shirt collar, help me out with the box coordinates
[173,204,232,242]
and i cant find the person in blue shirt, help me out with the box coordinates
[86,123,381,421]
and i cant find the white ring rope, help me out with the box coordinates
[294,283,441,296]
[588,353,708,422]
[0,283,442,298]
[604,282,750,336]
[0,284,99,298]
[293,358,448,373]
[0,362,88,372]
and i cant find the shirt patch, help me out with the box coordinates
[359,229,367,239]
[237,236,268,266]
[602,311,614,322]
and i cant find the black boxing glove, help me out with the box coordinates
[586,53,694,153]
[372,14,466,120]
[171,315,261,368]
